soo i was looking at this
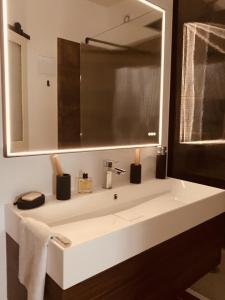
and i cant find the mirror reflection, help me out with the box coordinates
[5,0,164,154]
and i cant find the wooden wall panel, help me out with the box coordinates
[58,38,81,149]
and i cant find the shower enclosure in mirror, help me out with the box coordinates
[0,0,165,156]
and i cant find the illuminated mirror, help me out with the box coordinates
[1,0,165,156]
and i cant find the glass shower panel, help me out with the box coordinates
[80,43,161,147]
[80,9,162,147]
[180,22,225,144]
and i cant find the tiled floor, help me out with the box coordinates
[192,250,225,300]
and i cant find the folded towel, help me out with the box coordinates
[18,217,51,300]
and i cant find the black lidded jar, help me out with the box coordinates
[130,164,142,184]
[56,174,71,200]
[156,146,167,179]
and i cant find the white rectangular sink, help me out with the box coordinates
[5,178,225,290]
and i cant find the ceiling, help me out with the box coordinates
[88,0,125,7]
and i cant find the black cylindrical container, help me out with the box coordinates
[130,164,142,184]
[156,146,167,179]
[56,174,71,200]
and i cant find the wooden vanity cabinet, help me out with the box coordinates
[7,213,225,300]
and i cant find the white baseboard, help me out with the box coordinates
[187,288,211,300]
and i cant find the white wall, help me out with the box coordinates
[0,0,173,299]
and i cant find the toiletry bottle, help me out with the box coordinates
[156,146,167,179]
[105,161,113,189]
[130,149,142,184]
[78,173,93,193]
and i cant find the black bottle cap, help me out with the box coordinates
[107,161,113,168]
[83,173,88,179]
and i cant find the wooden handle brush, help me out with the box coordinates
[51,155,64,176]
[134,148,141,166]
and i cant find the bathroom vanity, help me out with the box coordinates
[1,0,225,299]
[5,179,225,300]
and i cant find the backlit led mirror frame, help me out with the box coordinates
[0,0,166,157]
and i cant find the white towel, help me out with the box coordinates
[18,217,51,300]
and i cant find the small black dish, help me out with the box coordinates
[14,193,45,210]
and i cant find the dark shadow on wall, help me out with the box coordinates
[179,0,225,24]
